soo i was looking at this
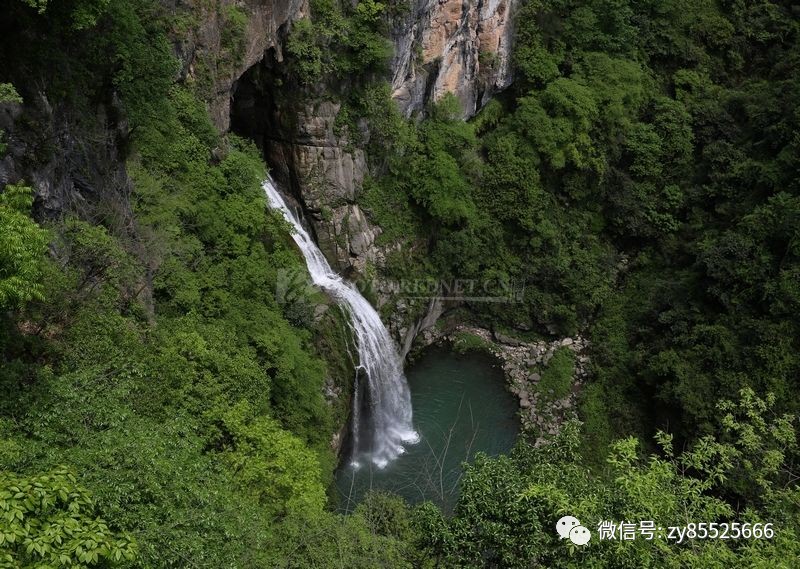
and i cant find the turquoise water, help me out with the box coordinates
[335,346,519,513]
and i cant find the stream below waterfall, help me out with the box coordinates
[335,346,519,513]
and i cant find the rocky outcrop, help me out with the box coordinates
[0,91,132,221]
[263,100,376,272]
[398,297,446,358]
[267,101,367,209]
[183,1,374,272]
[178,0,309,131]
[231,62,377,271]
[390,0,517,117]
[414,324,591,444]
[498,333,590,443]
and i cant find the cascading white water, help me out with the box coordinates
[264,178,419,468]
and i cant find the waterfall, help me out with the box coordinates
[263,178,419,468]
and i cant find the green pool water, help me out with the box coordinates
[335,346,519,513]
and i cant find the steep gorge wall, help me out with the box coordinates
[391,0,516,118]
[0,0,310,220]
[3,0,517,352]
[3,0,516,266]
[222,0,517,345]
[226,0,517,265]
[179,0,309,132]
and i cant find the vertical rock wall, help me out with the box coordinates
[226,0,518,341]
[262,100,377,275]
[390,0,516,117]
[178,0,309,132]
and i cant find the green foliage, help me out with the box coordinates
[0,421,22,467]
[0,2,357,565]
[10,0,176,127]
[0,184,50,310]
[286,0,392,84]
[216,402,326,518]
[416,392,800,567]
[361,73,622,336]
[576,381,615,467]
[221,5,248,56]
[364,0,800,444]
[3,0,800,565]
[516,78,600,171]
[537,347,575,402]
[5,336,291,567]
[130,87,333,446]
[0,467,136,567]
[356,491,415,542]
[55,217,140,304]
[286,18,323,84]
[18,0,48,13]
[0,87,342,565]
[263,508,414,568]
[404,95,478,225]
[17,0,110,29]
[0,83,23,104]
[450,331,495,355]
[102,0,178,128]
[68,0,111,30]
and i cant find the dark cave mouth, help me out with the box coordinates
[229,51,296,192]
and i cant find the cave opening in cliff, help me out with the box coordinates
[229,49,293,190]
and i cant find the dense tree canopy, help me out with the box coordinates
[362,0,800,454]
[1,0,798,566]
[416,390,800,567]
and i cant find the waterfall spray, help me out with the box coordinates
[264,179,418,468]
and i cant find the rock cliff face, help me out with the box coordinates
[174,0,377,273]
[0,91,132,222]
[261,100,377,275]
[390,0,516,117]
[230,57,378,274]
[226,0,517,341]
[1,0,310,218]
[178,0,309,132]
[227,0,517,272]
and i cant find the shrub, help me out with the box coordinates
[537,347,575,401]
